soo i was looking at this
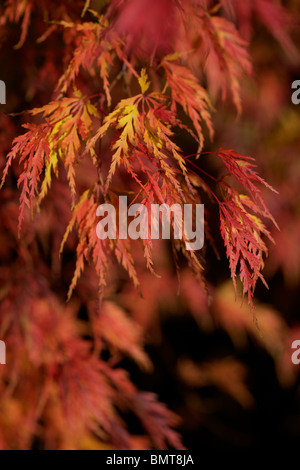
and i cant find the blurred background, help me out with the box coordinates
[0,0,300,450]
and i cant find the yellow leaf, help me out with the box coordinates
[162,52,182,62]
[38,148,58,204]
[72,86,83,99]
[138,69,150,94]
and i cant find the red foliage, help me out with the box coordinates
[0,0,299,451]
[112,0,178,57]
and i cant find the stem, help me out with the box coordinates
[185,157,219,183]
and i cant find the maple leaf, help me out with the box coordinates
[185,148,278,307]
[30,89,99,197]
[0,0,34,48]
[56,15,116,107]
[93,301,151,370]
[1,123,51,233]
[131,392,185,450]
[217,148,278,226]
[83,70,207,286]
[60,187,140,301]
[88,69,194,194]
[219,189,272,308]
[199,13,252,112]
[53,351,116,443]
[178,357,254,408]
[1,89,99,231]
[100,366,185,450]
[212,149,278,307]
[161,58,214,151]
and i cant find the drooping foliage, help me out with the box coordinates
[0,0,298,450]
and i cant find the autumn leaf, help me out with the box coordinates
[162,59,214,151]
[93,301,151,370]
[1,0,293,451]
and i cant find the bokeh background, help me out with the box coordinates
[0,0,300,450]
